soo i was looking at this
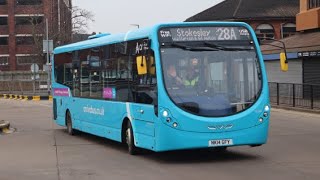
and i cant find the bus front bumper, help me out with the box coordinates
[154,120,269,152]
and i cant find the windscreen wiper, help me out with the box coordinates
[171,42,219,51]
[204,42,254,51]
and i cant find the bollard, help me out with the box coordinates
[23,96,29,101]
[0,120,10,134]
[0,120,15,134]
[33,96,41,101]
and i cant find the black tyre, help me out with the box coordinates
[125,121,139,155]
[66,111,76,135]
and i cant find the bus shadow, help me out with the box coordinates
[55,129,129,153]
[141,149,262,164]
[56,129,262,164]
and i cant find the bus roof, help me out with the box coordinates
[53,26,155,54]
[53,22,251,55]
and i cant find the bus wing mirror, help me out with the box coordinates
[280,52,288,72]
[136,56,147,75]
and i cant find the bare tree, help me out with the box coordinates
[72,6,95,34]
[22,15,45,65]
[16,5,94,68]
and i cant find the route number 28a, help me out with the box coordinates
[217,28,237,40]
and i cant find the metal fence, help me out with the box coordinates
[0,71,50,95]
[269,82,320,110]
[0,71,320,110]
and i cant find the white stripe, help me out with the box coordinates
[16,54,38,57]
[126,102,132,121]
[16,34,43,37]
[15,14,44,17]
[124,31,132,41]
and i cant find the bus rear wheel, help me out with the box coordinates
[66,111,76,136]
[126,121,138,155]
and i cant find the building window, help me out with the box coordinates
[0,17,8,25]
[16,0,42,5]
[308,0,320,9]
[0,56,9,65]
[255,24,275,40]
[17,55,38,65]
[15,16,43,25]
[0,0,7,5]
[16,36,35,45]
[282,23,296,38]
[0,37,8,45]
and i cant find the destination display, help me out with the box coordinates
[159,27,251,42]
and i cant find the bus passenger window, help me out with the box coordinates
[54,53,73,89]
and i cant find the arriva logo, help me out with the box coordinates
[208,124,233,130]
[83,105,105,116]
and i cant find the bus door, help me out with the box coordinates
[130,90,157,141]
[131,54,158,138]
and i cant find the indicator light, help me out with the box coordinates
[259,118,263,123]
[173,122,178,128]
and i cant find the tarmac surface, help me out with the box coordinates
[0,99,320,180]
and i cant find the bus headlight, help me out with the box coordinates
[162,110,168,117]
[264,105,270,112]
[173,122,178,128]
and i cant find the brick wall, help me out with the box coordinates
[247,19,296,40]
[0,0,72,71]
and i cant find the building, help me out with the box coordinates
[186,0,299,40]
[262,0,320,85]
[0,0,72,71]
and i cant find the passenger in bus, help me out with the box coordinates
[183,58,200,87]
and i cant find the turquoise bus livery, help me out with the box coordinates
[52,22,270,154]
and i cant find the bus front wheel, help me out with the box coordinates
[66,111,76,136]
[126,121,138,155]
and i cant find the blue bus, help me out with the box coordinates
[52,22,271,154]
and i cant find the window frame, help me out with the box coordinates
[54,38,158,105]
[16,0,42,6]
[0,37,8,45]
[308,0,320,9]
[255,23,275,40]
[0,0,7,5]
[0,56,9,66]
[0,17,8,26]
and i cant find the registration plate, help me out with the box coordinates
[208,139,233,147]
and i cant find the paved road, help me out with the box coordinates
[0,99,320,180]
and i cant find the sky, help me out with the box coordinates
[72,0,224,34]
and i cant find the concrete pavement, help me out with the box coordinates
[0,99,320,180]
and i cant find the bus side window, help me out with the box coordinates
[54,53,73,89]
[72,51,80,97]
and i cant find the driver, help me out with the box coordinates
[184,58,200,87]
[166,64,183,86]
